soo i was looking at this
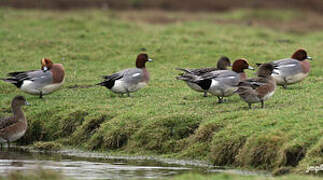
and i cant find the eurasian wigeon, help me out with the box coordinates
[237,63,278,109]
[176,56,231,97]
[259,49,312,89]
[178,58,254,103]
[97,53,152,97]
[0,96,30,149]
[1,58,65,98]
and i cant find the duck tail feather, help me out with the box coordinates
[175,68,192,73]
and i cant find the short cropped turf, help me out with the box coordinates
[0,8,322,176]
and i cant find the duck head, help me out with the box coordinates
[232,58,254,73]
[41,58,54,71]
[257,63,278,78]
[136,53,152,68]
[12,95,30,109]
[291,49,312,61]
[217,56,231,70]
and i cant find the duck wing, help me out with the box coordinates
[2,70,53,88]
[0,116,18,130]
[238,77,268,89]
[176,67,218,76]
[271,58,303,75]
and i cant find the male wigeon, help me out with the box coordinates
[237,63,278,109]
[0,96,30,149]
[97,53,152,97]
[259,49,312,89]
[1,58,65,98]
[176,56,231,97]
[178,58,254,103]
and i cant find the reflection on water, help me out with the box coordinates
[0,149,202,180]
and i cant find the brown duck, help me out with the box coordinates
[0,96,30,148]
[237,63,278,109]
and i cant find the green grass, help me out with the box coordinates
[172,173,323,180]
[0,8,322,177]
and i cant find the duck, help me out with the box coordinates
[0,96,30,149]
[176,56,231,97]
[237,63,278,109]
[1,58,65,98]
[179,58,254,103]
[258,49,312,89]
[97,53,152,97]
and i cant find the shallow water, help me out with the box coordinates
[0,149,270,179]
[0,149,205,179]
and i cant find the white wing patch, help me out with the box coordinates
[278,64,297,68]
[132,73,141,78]
[226,76,236,79]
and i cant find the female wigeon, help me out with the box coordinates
[176,56,231,97]
[178,59,254,103]
[260,49,312,89]
[0,96,30,149]
[97,53,152,97]
[1,58,65,98]
[237,63,278,109]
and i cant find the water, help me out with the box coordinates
[0,148,270,179]
[0,149,206,179]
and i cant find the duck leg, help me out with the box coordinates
[217,90,226,103]
[7,140,10,149]
[248,103,252,109]
[261,100,264,108]
[217,96,223,103]
[282,78,288,89]
[203,91,208,97]
[39,91,43,99]
[126,91,130,97]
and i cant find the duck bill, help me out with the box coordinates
[307,56,312,60]
[148,58,153,62]
[248,66,255,70]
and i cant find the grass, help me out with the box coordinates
[0,8,322,177]
[171,173,323,180]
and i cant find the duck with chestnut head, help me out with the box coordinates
[176,56,231,97]
[237,63,278,109]
[97,53,152,97]
[257,49,312,89]
[180,58,254,103]
[0,96,30,149]
[1,58,65,98]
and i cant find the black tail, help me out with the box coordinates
[1,78,23,88]
[96,80,115,89]
[195,79,212,90]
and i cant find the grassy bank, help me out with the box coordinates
[172,173,323,180]
[0,8,322,176]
